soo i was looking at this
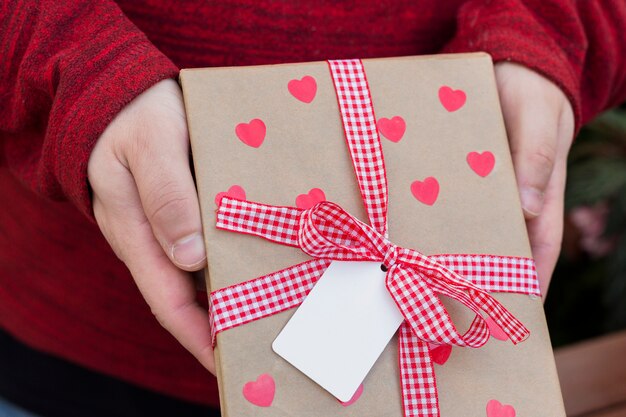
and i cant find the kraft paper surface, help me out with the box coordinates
[180,53,566,417]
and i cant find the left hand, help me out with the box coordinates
[494,62,575,298]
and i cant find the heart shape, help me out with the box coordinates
[438,86,466,112]
[377,116,406,142]
[486,399,516,417]
[339,383,364,407]
[295,188,326,209]
[243,374,275,407]
[235,119,266,148]
[467,151,495,177]
[215,185,246,206]
[485,316,508,341]
[428,343,452,365]
[288,75,317,103]
[410,177,439,206]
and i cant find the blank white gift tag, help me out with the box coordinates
[272,261,404,402]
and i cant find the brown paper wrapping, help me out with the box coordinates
[180,53,566,417]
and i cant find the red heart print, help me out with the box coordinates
[410,177,439,206]
[215,185,246,206]
[428,343,452,365]
[486,399,516,417]
[288,75,317,103]
[295,188,326,209]
[377,116,406,143]
[485,316,508,341]
[438,86,466,112]
[467,151,495,177]
[235,119,266,148]
[243,374,275,407]
[339,383,364,407]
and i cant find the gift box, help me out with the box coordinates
[180,53,566,417]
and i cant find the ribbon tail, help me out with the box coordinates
[424,273,528,346]
[471,289,530,344]
[398,322,441,417]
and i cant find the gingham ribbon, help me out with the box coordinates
[209,59,540,417]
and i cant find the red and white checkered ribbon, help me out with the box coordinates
[209,59,540,417]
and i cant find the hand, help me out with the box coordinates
[88,79,215,373]
[495,62,575,298]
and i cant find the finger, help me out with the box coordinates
[526,105,575,297]
[125,87,206,271]
[500,94,560,220]
[128,223,216,373]
[526,154,566,298]
[93,167,216,373]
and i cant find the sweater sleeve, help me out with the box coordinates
[0,0,179,218]
[443,0,626,130]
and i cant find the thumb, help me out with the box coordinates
[123,83,205,271]
[507,110,558,219]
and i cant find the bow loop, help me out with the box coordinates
[297,201,387,262]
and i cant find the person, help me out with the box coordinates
[1,0,625,415]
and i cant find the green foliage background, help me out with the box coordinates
[545,105,626,347]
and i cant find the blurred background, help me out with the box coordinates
[546,104,626,346]
[546,104,626,417]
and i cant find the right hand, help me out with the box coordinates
[495,63,575,298]
[87,79,215,373]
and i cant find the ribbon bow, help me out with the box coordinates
[217,197,529,350]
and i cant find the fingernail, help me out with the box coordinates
[172,233,206,267]
[520,187,544,218]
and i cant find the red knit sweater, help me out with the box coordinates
[1,0,625,407]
